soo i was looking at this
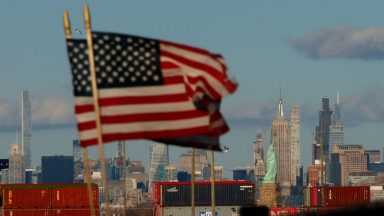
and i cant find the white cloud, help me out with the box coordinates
[0,97,75,131]
[225,84,384,128]
[288,25,384,60]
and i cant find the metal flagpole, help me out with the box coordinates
[210,150,215,216]
[83,4,112,216]
[122,141,127,216]
[63,10,96,216]
[191,148,195,216]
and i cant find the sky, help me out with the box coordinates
[1,1,384,177]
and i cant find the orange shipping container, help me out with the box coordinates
[51,184,99,208]
[1,185,51,209]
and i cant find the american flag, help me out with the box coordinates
[66,32,237,150]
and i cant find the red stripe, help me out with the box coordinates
[101,110,208,124]
[163,75,184,85]
[99,93,189,106]
[75,105,94,114]
[77,121,97,131]
[161,61,181,70]
[161,50,227,83]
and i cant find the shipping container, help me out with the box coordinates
[1,184,51,209]
[304,186,370,207]
[269,207,300,215]
[323,186,370,207]
[2,209,51,216]
[154,205,241,216]
[51,184,99,208]
[154,181,255,207]
[51,208,100,216]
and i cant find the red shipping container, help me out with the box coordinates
[3,209,51,216]
[51,209,100,216]
[1,185,51,209]
[309,187,319,207]
[322,186,370,207]
[270,207,300,215]
[51,184,99,208]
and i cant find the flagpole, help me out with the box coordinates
[83,4,112,216]
[82,147,96,216]
[211,150,215,216]
[122,141,127,216]
[63,11,96,216]
[191,148,195,216]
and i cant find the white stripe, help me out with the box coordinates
[102,116,209,133]
[98,83,186,98]
[160,43,223,73]
[75,97,93,106]
[79,129,98,140]
[100,100,198,115]
[76,112,96,123]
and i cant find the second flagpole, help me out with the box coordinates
[83,4,112,216]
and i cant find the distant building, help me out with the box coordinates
[128,160,145,173]
[73,140,83,182]
[348,171,377,186]
[0,159,9,184]
[9,144,23,183]
[0,159,9,170]
[233,167,253,181]
[365,150,381,163]
[41,155,74,183]
[307,162,326,186]
[148,143,169,192]
[290,105,301,186]
[254,132,265,182]
[330,145,367,186]
[179,149,208,181]
[368,162,384,173]
[164,164,178,182]
[315,97,333,181]
[271,90,291,186]
[177,171,191,182]
[21,90,32,170]
[329,93,344,150]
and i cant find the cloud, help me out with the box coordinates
[225,84,384,128]
[288,25,384,60]
[0,97,75,131]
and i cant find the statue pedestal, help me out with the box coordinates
[258,182,277,207]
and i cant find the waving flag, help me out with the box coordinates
[66,32,237,150]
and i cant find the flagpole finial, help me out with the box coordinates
[63,10,71,38]
[83,4,91,32]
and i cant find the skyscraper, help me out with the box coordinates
[179,149,208,180]
[254,132,265,182]
[290,105,300,186]
[21,90,32,170]
[9,144,23,183]
[330,145,368,186]
[73,140,83,182]
[330,93,344,151]
[41,155,74,183]
[148,143,169,192]
[271,90,291,186]
[315,97,333,180]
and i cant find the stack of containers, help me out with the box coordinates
[370,186,384,203]
[153,181,255,216]
[51,184,99,216]
[0,183,99,216]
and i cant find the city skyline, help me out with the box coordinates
[2,1,384,178]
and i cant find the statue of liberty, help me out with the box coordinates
[263,134,277,183]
